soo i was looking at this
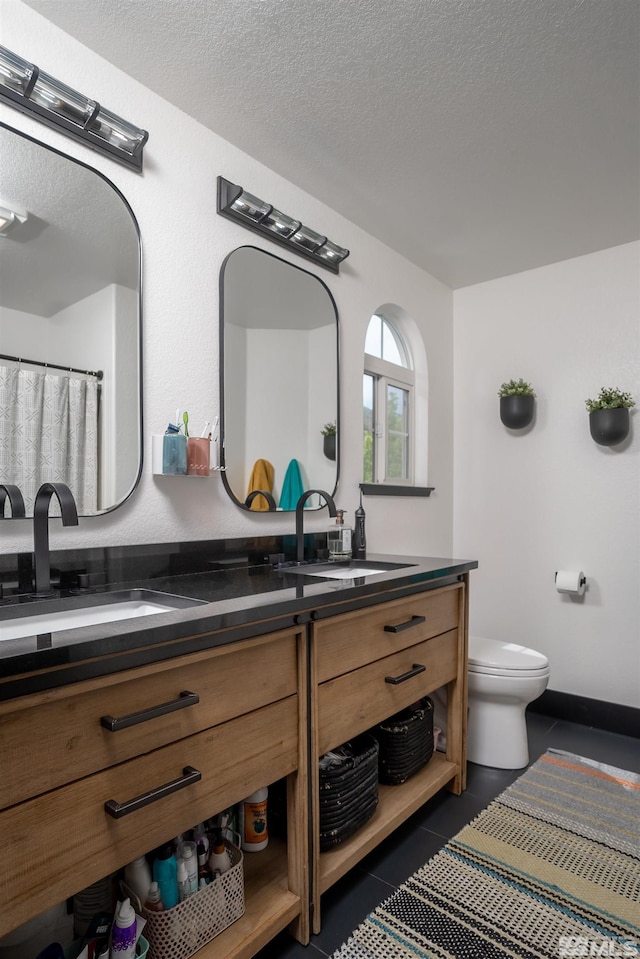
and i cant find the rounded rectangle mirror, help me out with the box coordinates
[0,122,142,516]
[220,246,339,511]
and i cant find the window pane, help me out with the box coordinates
[382,321,404,366]
[363,373,375,482]
[365,314,382,358]
[386,384,408,480]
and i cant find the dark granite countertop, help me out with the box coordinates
[0,551,477,701]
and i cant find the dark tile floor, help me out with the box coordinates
[255,712,640,958]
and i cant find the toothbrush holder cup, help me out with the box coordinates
[187,437,211,476]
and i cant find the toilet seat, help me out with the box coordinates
[469,636,549,678]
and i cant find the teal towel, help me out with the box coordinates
[279,458,305,510]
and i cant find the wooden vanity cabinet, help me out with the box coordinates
[0,573,470,954]
[0,625,310,958]
[310,580,468,933]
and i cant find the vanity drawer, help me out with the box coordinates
[0,694,299,936]
[317,628,458,755]
[314,585,460,683]
[0,627,299,810]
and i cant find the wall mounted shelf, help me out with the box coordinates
[359,484,434,497]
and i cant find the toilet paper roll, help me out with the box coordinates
[555,570,586,595]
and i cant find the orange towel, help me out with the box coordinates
[246,459,275,511]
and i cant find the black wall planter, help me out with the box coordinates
[500,394,535,430]
[589,408,630,446]
[323,434,336,460]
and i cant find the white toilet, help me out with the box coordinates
[467,635,550,769]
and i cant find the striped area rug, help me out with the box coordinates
[332,749,640,958]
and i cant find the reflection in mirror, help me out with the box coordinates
[0,123,142,516]
[220,246,339,511]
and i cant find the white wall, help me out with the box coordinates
[2,4,638,711]
[453,243,640,708]
[1,1,454,557]
[0,287,119,507]
[245,328,309,501]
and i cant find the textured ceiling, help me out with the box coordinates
[20,0,640,288]
[0,125,138,316]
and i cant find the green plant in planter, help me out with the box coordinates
[498,378,536,398]
[321,421,337,461]
[584,387,635,413]
[498,379,536,429]
[586,387,635,447]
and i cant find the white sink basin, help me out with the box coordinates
[0,591,202,642]
[305,566,390,580]
[285,560,415,580]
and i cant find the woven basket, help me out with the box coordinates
[372,697,434,785]
[142,839,244,959]
[319,733,379,850]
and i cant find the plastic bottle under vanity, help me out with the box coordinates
[176,860,191,903]
[110,898,137,959]
[198,839,213,885]
[152,844,179,909]
[240,787,269,852]
[123,855,151,905]
[178,840,198,895]
[208,831,231,874]
[193,822,210,857]
[143,881,165,912]
[328,509,353,562]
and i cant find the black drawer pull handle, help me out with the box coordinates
[100,690,199,732]
[104,766,201,819]
[384,615,426,633]
[385,663,426,685]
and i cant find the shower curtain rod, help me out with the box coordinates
[0,353,103,380]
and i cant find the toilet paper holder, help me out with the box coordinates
[555,570,587,595]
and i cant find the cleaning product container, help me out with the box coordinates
[110,898,137,959]
[64,936,149,959]
[141,838,244,959]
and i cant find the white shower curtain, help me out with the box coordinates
[0,365,99,514]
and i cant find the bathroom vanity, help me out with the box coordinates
[310,581,467,933]
[0,547,475,958]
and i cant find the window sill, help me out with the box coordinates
[359,484,434,497]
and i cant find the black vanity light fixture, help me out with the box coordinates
[0,45,148,172]
[217,176,350,274]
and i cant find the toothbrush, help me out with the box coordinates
[183,411,189,437]
[200,421,210,438]
[211,416,219,442]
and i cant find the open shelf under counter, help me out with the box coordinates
[194,837,301,959]
[319,753,458,894]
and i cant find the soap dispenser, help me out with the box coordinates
[353,492,366,560]
[328,509,352,562]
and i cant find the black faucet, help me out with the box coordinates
[244,489,277,510]
[0,484,26,518]
[295,489,337,564]
[33,482,78,595]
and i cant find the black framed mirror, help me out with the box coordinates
[219,246,339,511]
[0,122,142,516]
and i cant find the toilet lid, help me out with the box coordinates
[469,636,549,671]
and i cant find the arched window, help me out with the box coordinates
[363,312,415,484]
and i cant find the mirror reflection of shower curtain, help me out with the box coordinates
[0,366,99,514]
